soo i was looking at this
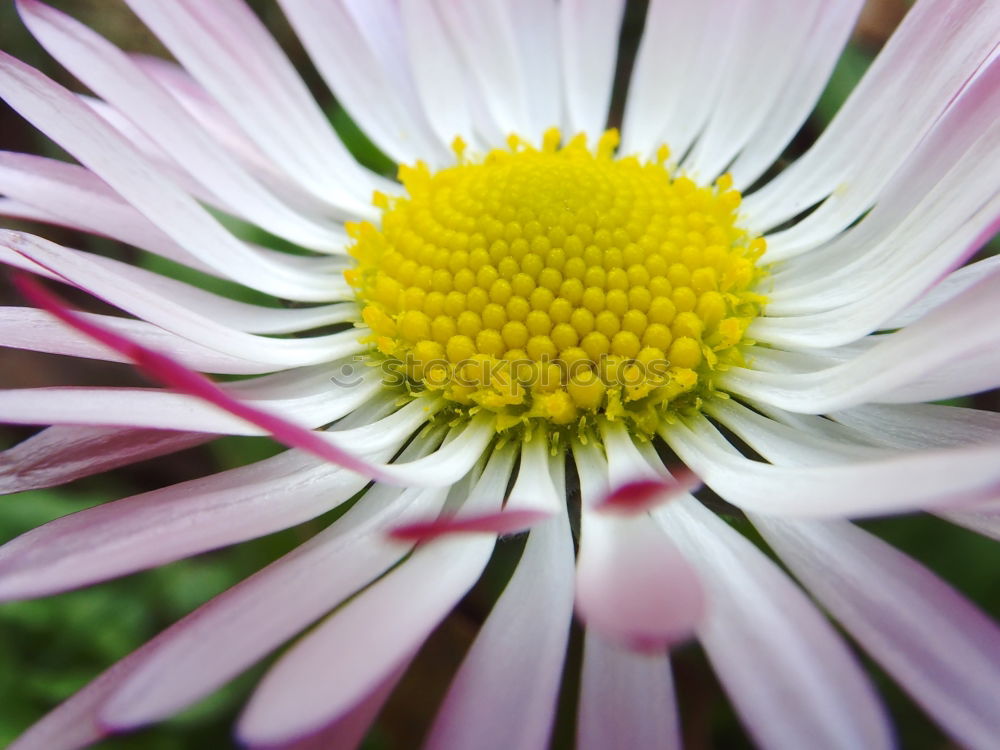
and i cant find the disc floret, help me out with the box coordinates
[347,129,766,437]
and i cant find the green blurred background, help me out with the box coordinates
[0,1,997,748]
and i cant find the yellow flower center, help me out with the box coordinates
[346,129,766,438]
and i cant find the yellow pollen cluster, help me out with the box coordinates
[346,129,766,436]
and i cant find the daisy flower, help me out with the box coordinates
[2,0,1000,748]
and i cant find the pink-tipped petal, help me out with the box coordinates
[0,425,210,494]
[13,273,387,481]
[574,444,704,649]
[575,510,704,650]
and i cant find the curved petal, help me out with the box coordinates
[0,402,431,599]
[659,498,892,750]
[0,53,345,299]
[756,517,1000,750]
[660,415,1000,517]
[0,307,287,375]
[120,0,384,212]
[275,0,444,165]
[17,0,348,252]
[723,268,1000,412]
[425,459,574,750]
[745,0,1000,239]
[235,444,510,746]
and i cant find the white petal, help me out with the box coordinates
[745,0,1000,239]
[0,362,381,433]
[756,517,1000,750]
[727,1,864,189]
[18,0,348,251]
[0,306,286,375]
[683,0,826,183]
[505,0,562,137]
[399,2,476,150]
[660,415,1000,517]
[505,429,561,513]
[0,151,213,273]
[659,498,892,750]
[559,0,625,141]
[577,631,680,750]
[276,0,445,166]
[120,0,383,212]
[723,268,1000,412]
[829,402,1000,450]
[0,54,345,299]
[236,447,508,746]
[4,232,363,366]
[431,0,533,139]
[0,400,431,599]
[621,0,740,160]
[425,459,574,750]
[884,254,1000,328]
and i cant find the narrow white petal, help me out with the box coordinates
[236,443,507,746]
[724,268,1000,412]
[0,307,287,375]
[506,429,561,513]
[277,0,444,165]
[4,232,363,366]
[883,254,1000,328]
[660,415,1000,517]
[746,0,1000,238]
[756,517,1000,750]
[577,632,680,750]
[431,0,532,139]
[399,3,475,151]
[621,0,740,160]
[0,54,345,299]
[659,499,892,750]
[19,0,348,251]
[121,0,384,212]
[683,0,824,183]
[0,151,213,273]
[829,402,1000,450]
[425,460,574,750]
[559,0,625,141]
[727,1,864,189]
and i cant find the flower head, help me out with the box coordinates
[2,1,1000,748]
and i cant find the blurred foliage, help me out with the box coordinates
[0,1,997,749]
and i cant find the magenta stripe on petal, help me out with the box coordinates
[388,509,549,542]
[13,272,386,481]
[595,469,701,515]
